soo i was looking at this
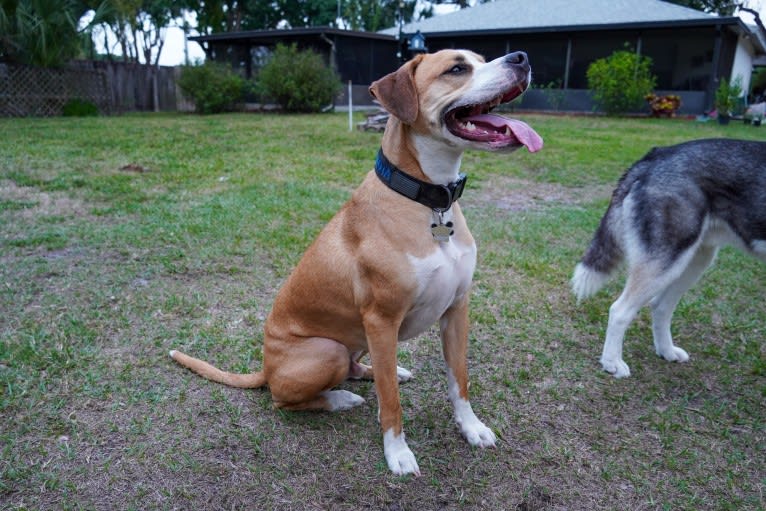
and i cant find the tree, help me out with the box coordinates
[278,0,338,27]
[93,0,185,65]
[343,0,418,32]
[136,0,184,65]
[190,0,425,34]
[0,0,107,66]
[663,0,738,15]
[194,0,290,34]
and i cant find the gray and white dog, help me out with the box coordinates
[572,138,766,378]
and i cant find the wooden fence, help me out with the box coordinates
[0,60,192,117]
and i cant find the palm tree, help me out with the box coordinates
[0,0,107,66]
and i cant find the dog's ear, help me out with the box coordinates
[369,55,424,125]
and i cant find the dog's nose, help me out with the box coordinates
[505,51,529,72]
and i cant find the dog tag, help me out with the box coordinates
[431,221,454,242]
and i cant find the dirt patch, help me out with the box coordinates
[516,485,553,510]
[470,175,613,211]
[0,179,89,219]
[119,163,151,173]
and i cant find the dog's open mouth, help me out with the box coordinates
[445,90,543,152]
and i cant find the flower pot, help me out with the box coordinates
[718,114,730,125]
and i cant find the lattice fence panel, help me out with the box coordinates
[0,64,110,117]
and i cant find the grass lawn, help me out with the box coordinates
[0,112,764,510]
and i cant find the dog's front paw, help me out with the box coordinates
[454,401,496,448]
[383,430,420,476]
[601,357,631,378]
[657,345,690,363]
[460,420,496,448]
[386,447,420,476]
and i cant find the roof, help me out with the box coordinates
[380,0,734,36]
[191,27,395,43]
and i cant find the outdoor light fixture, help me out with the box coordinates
[408,31,427,54]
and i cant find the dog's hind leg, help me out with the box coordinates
[601,262,673,378]
[650,245,718,364]
[601,289,642,378]
[268,337,365,412]
[602,243,709,377]
[348,351,413,382]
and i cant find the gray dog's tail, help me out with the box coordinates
[571,203,624,301]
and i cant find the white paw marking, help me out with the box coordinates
[601,357,631,378]
[454,399,496,447]
[445,369,496,447]
[658,346,690,363]
[321,390,365,411]
[396,366,413,382]
[383,429,420,476]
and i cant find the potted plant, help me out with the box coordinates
[714,77,743,125]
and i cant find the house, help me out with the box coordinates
[190,0,766,113]
[382,0,766,113]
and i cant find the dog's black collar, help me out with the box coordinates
[374,149,467,212]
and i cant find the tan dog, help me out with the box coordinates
[170,49,543,476]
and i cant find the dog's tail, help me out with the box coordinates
[571,203,624,301]
[169,350,267,388]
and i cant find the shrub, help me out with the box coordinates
[714,76,743,116]
[257,44,342,113]
[178,62,248,114]
[62,98,98,116]
[587,46,656,115]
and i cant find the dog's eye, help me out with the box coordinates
[446,64,467,75]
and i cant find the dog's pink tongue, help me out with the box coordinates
[466,114,544,152]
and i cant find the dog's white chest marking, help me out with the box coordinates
[400,238,476,340]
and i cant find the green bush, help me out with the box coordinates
[257,44,342,113]
[178,62,248,114]
[714,76,743,115]
[62,98,98,117]
[587,46,656,115]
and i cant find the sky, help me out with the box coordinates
[159,26,206,66]
[156,0,766,66]
[158,14,206,66]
